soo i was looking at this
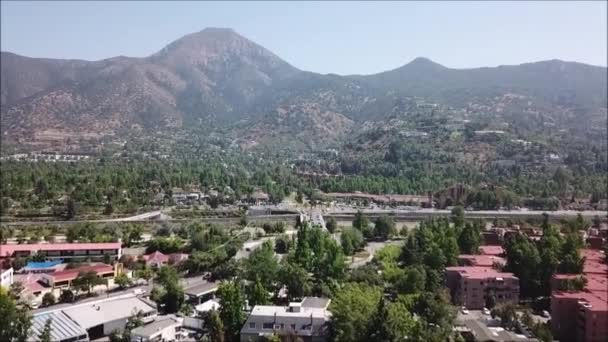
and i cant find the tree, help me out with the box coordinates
[491,303,518,330]
[280,260,312,301]
[137,266,154,284]
[114,273,132,289]
[9,282,24,299]
[274,234,292,254]
[156,266,184,313]
[72,271,104,296]
[0,288,32,342]
[11,257,26,271]
[41,292,56,307]
[66,197,77,220]
[329,283,382,342]
[103,201,114,215]
[366,296,418,342]
[39,318,53,342]
[341,228,364,256]
[59,289,75,303]
[326,217,338,233]
[247,278,270,306]
[458,222,481,254]
[205,309,225,342]
[504,233,542,297]
[352,210,370,232]
[451,206,465,228]
[244,240,279,290]
[374,215,396,240]
[216,281,245,342]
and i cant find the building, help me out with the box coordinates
[0,242,122,266]
[446,266,520,310]
[240,297,331,342]
[29,295,157,341]
[446,246,518,310]
[323,192,432,207]
[62,295,157,339]
[39,264,115,289]
[141,251,188,268]
[184,280,220,304]
[29,310,89,342]
[1,267,13,288]
[131,316,182,342]
[551,249,608,342]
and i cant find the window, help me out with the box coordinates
[290,324,296,330]
[301,325,312,330]
[274,324,284,330]
[249,322,256,329]
[262,323,273,329]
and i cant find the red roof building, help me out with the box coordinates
[40,264,115,288]
[551,249,608,342]
[0,243,122,265]
[141,251,188,267]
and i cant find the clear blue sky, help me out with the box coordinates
[1,1,606,75]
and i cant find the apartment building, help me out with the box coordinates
[446,266,520,309]
[551,249,608,342]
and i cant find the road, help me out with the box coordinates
[349,239,405,269]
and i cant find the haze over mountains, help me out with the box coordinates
[1,27,606,150]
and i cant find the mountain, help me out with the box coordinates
[1,28,606,150]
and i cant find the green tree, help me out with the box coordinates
[0,288,32,342]
[326,217,338,233]
[279,260,312,301]
[72,271,104,296]
[114,273,132,289]
[451,206,465,228]
[205,309,225,342]
[247,278,270,306]
[353,210,370,232]
[458,222,481,254]
[274,234,292,254]
[156,266,184,313]
[66,197,77,220]
[41,292,56,307]
[244,240,279,290]
[329,283,382,342]
[504,233,542,297]
[39,318,53,342]
[491,303,518,330]
[59,289,75,303]
[341,228,364,256]
[366,297,419,342]
[374,215,396,240]
[216,281,245,342]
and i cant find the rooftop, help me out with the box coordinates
[131,316,181,338]
[184,280,220,297]
[30,310,88,342]
[446,266,518,280]
[63,295,156,329]
[250,304,329,319]
[458,255,506,267]
[479,245,504,256]
[47,264,114,282]
[0,242,121,257]
[301,297,331,309]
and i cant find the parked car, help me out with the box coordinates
[541,310,550,318]
[483,308,491,315]
[461,307,469,315]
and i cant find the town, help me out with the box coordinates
[1,202,607,342]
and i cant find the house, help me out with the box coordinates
[184,280,220,304]
[130,316,182,342]
[141,251,188,268]
[240,297,331,342]
[39,264,115,289]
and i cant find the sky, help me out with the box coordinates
[1,1,606,75]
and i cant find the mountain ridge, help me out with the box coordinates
[1,28,606,150]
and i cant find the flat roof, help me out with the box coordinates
[458,255,506,267]
[63,296,156,329]
[47,264,114,282]
[184,281,219,297]
[30,310,88,342]
[479,245,504,256]
[249,305,329,319]
[0,242,121,257]
[446,266,518,280]
[131,316,181,338]
[301,297,330,309]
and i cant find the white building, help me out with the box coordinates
[131,316,182,342]
[0,267,13,288]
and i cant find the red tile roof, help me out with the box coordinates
[479,245,504,256]
[142,251,169,264]
[0,242,121,257]
[458,254,506,267]
[446,266,518,280]
[48,264,114,282]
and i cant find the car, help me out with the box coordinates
[30,302,40,309]
[483,308,491,315]
[133,288,146,295]
[461,307,469,315]
[541,310,550,318]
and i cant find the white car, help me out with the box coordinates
[461,307,469,315]
[133,288,146,295]
[483,308,491,315]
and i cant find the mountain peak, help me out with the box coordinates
[405,57,445,69]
